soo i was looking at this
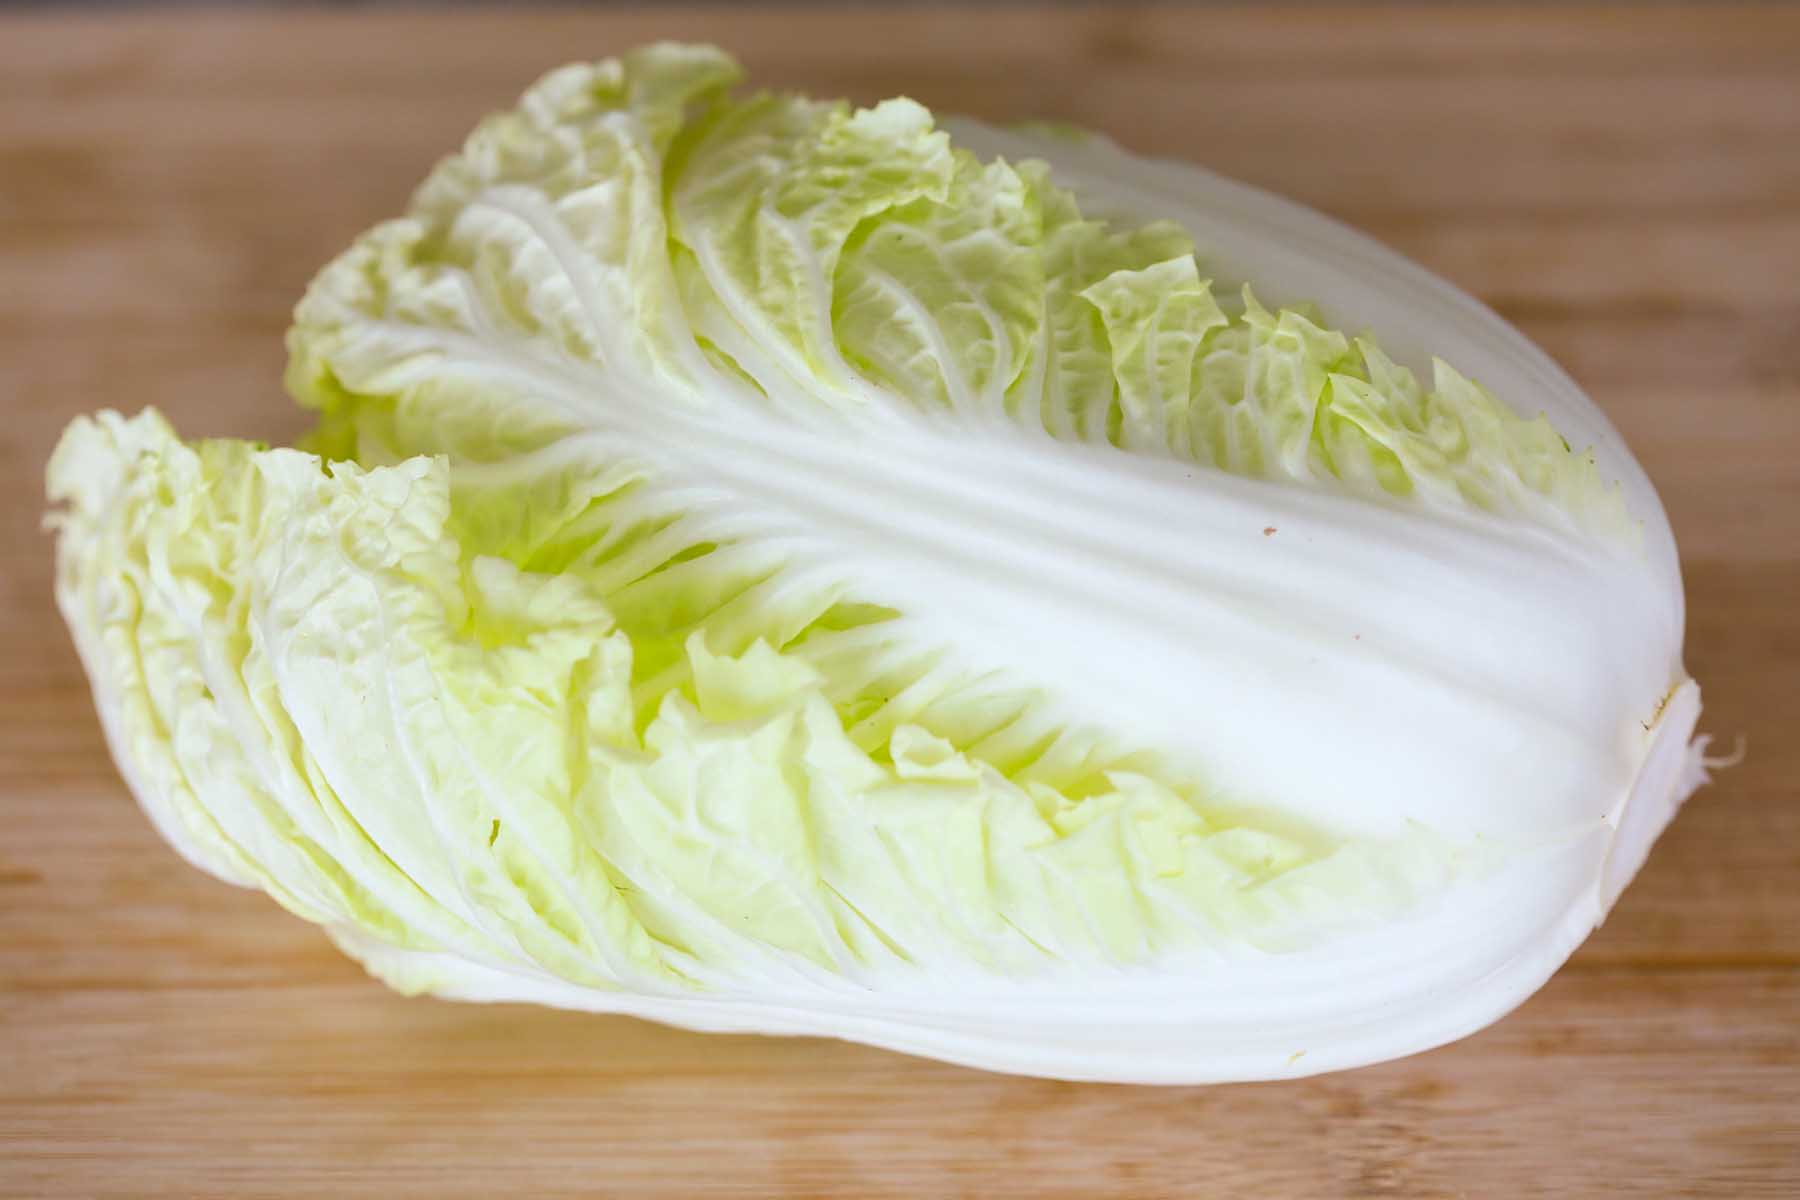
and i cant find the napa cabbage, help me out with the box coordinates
[47,44,1707,1082]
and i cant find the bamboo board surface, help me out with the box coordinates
[2,5,1797,1196]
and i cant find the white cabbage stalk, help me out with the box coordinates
[47,45,1708,1083]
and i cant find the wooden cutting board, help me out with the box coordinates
[2,5,1795,1196]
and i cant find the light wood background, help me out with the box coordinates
[2,5,1796,1197]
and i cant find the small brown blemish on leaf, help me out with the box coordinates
[1641,683,1682,732]
[1652,685,1676,723]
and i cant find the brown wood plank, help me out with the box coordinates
[1,972,1795,1198]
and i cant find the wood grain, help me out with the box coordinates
[2,5,1797,1196]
